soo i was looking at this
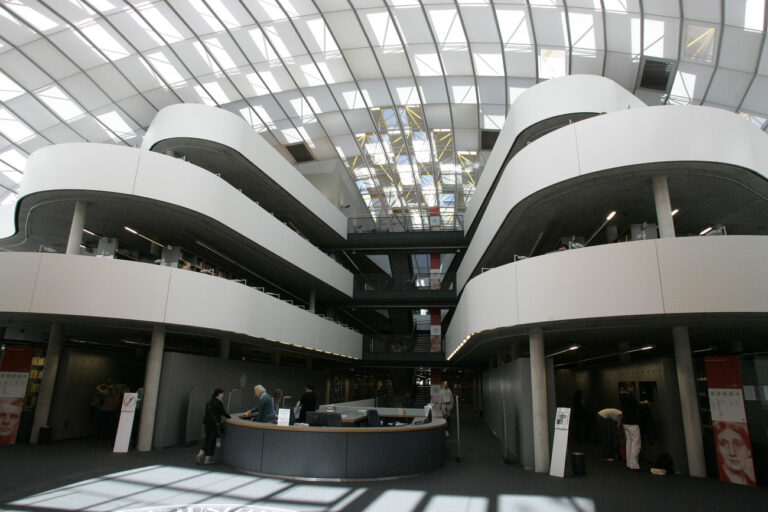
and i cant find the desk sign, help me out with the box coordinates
[277,408,291,426]
[549,407,571,478]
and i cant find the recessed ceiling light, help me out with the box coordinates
[699,227,712,235]
[606,211,616,221]
[671,209,679,216]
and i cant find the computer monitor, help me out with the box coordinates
[306,411,327,426]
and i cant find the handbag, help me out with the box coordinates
[208,402,226,438]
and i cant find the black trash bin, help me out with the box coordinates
[38,426,52,445]
[571,451,586,476]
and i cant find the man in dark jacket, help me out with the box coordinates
[297,384,317,423]
[241,384,277,423]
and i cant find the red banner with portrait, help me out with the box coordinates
[0,346,34,445]
[705,356,756,486]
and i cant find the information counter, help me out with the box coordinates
[220,413,446,479]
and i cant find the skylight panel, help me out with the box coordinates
[145,51,185,84]
[0,192,18,206]
[80,0,119,14]
[248,27,280,62]
[139,4,185,43]
[569,11,597,49]
[280,127,303,144]
[427,6,468,45]
[473,47,504,76]
[244,72,270,96]
[0,71,25,102]
[96,110,135,138]
[289,97,313,118]
[450,83,477,104]
[239,106,260,127]
[412,48,443,76]
[256,0,289,21]
[302,17,339,53]
[298,61,326,87]
[683,24,716,63]
[644,18,666,58]
[192,84,218,106]
[365,11,401,47]
[398,162,415,185]
[188,0,228,32]
[81,23,130,61]
[199,38,237,71]
[37,86,84,121]
[5,2,59,32]
[495,6,531,46]
[0,147,27,171]
[603,0,631,13]
[0,108,33,143]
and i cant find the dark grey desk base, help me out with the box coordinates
[221,418,446,480]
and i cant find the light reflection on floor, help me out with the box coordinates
[8,465,596,512]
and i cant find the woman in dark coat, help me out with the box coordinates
[196,388,230,465]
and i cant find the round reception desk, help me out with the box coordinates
[220,412,446,479]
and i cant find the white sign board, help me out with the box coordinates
[549,407,571,478]
[277,408,291,426]
[113,393,137,453]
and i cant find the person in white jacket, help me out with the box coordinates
[439,381,454,437]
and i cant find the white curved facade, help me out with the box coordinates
[8,143,353,297]
[465,75,646,231]
[142,104,348,240]
[447,236,768,359]
[458,105,768,290]
[0,253,361,359]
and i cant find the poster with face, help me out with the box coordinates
[706,356,757,487]
[0,396,23,444]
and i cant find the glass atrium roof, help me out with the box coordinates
[1,1,767,231]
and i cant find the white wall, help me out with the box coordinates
[9,143,353,297]
[446,236,768,358]
[459,105,768,290]
[0,253,363,359]
[466,75,645,230]
[141,104,348,239]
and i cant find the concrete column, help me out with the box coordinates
[219,339,230,359]
[510,341,521,361]
[30,324,63,443]
[65,201,87,255]
[673,326,707,477]
[137,326,165,452]
[308,290,316,313]
[529,327,550,473]
[652,176,676,239]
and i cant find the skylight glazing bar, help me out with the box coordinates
[346,0,425,228]
[599,0,607,76]
[489,0,510,113]
[310,0,406,229]
[0,35,94,144]
[735,1,768,113]
[382,1,444,227]
[417,0,459,227]
[123,1,219,107]
[0,99,54,146]
[524,0,540,82]
[274,2,388,226]
[563,0,573,78]
[699,0,725,106]
[0,4,133,145]
[192,0,306,145]
[632,0,644,93]
[452,0,480,229]
[665,0,685,104]
[37,0,161,115]
[79,0,184,104]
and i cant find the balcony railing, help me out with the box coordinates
[348,214,464,234]
[354,273,456,295]
[364,334,441,354]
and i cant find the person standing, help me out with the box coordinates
[197,388,230,465]
[619,383,642,470]
[597,408,622,462]
[296,384,317,423]
[240,385,277,423]
[440,381,454,438]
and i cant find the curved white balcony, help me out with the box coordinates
[142,103,348,241]
[459,105,768,291]
[2,143,353,297]
[446,236,768,360]
[465,75,645,232]
[0,253,362,359]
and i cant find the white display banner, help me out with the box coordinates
[550,407,571,478]
[113,393,137,453]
